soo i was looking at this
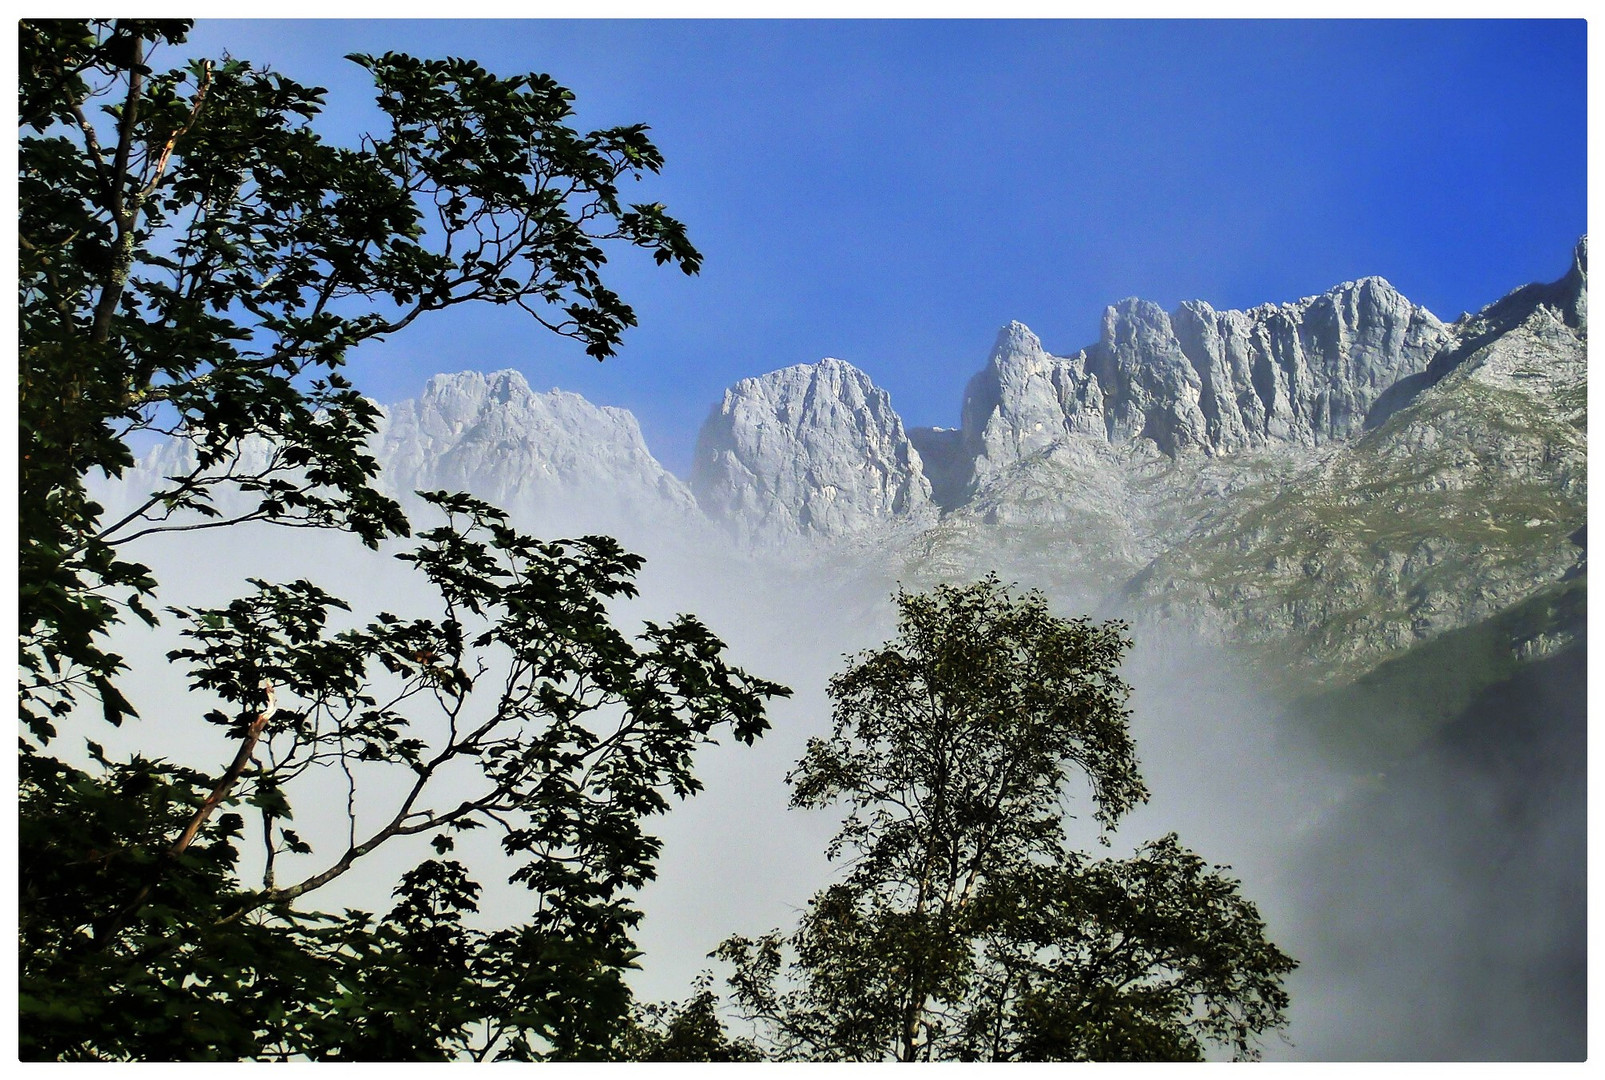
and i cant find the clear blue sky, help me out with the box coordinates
[176,19,1587,475]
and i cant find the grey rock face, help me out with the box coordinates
[1093,298,1211,454]
[896,242,1586,695]
[98,372,697,538]
[690,357,935,543]
[958,278,1448,494]
[1369,239,1586,429]
[98,241,1586,704]
[960,322,1109,492]
[376,369,697,530]
[1427,237,1586,395]
[1116,253,1587,688]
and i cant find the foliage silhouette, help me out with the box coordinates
[717,576,1295,1061]
[21,18,698,739]
[17,20,781,1061]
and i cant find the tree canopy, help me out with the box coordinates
[717,576,1296,1061]
[21,492,786,1059]
[20,18,699,740]
[18,19,1293,1063]
[17,19,785,1061]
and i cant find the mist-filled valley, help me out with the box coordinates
[89,481,1585,1060]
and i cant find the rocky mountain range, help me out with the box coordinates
[111,239,1587,749]
[376,369,701,534]
[96,240,1588,1060]
[690,357,938,544]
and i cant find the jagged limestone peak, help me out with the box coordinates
[376,368,697,528]
[690,357,935,543]
[954,275,1449,486]
[959,320,1107,493]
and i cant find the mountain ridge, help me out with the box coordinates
[106,239,1587,704]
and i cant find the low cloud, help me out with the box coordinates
[88,487,1585,1060]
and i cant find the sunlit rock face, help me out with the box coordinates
[1167,277,1448,450]
[102,240,1586,697]
[957,321,1112,494]
[688,357,936,544]
[361,245,1582,687]
[376,369,698,531]
[958,278,1449,494]
[876,242,1584,703]
[1419,235,1587,399]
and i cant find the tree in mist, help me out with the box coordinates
[21,18,697,741]
[18,19,780,1060]
[22,492,785,1059]
[716,576,1296,1061]
[618,973,765,1061]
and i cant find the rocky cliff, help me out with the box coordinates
[376,369,698,532]
[899,241,1587,696]
[954,278,1448,497]
[101,369,700,542]
[1119,242,1587,683]
[688,357,936,543]
[103,241,1586,709]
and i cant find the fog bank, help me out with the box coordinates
[82,490,1586,1060]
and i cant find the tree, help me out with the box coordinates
[716,576,1296,1061]
[18,20,783,1060]
[20,493,786,1059]
[618,973,764,1062]
[21,18,699,739]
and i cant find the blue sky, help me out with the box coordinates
[175,19,1587,475]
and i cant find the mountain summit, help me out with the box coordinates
[688,357,937,543]
[951,277,1448,500]
[106,240,1585,697]
[376,369,697,531]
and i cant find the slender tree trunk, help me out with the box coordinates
[91,26,144,345]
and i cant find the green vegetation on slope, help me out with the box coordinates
[1286,574,1586,768]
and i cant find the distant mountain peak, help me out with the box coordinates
[689,358,935,543]
[376,367,696,532]
[333,241,1583,570]
[992,320,1044,353]
[954,269,1449,482]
